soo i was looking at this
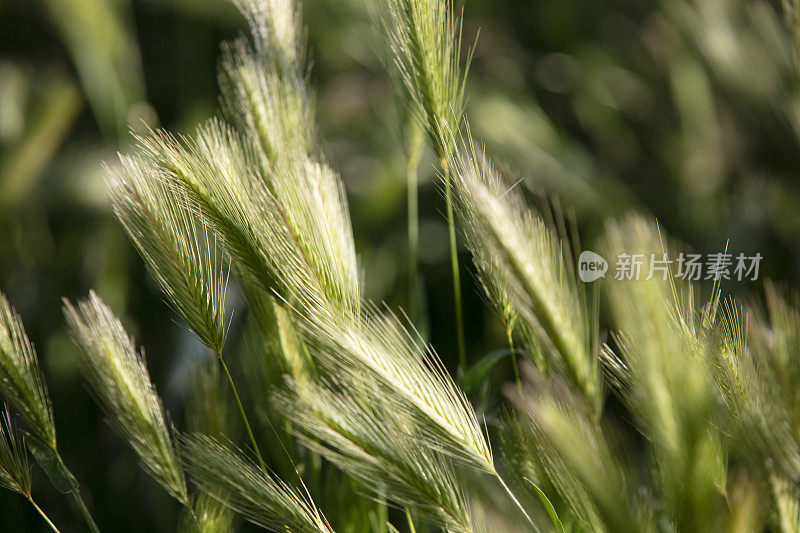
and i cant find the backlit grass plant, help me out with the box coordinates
[2,0,800,532]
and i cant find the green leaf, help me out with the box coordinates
[526,477,565,533]
[26,434,78,494]
[457,350,507,396]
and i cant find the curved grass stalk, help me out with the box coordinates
[1,406,64,533]
[496,474,538,533]
[442,157,467,368]
[405,507,417,533]
[380,0,473,368]
[216,353,265,471]
[406,125,424,326]
[507,328,520,388]
[28,497,61,533]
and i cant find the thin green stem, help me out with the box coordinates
[43,445,99,533]
[507,327,520,388]
[186,504,201,529]
[407,146,421,325]
[69,490,99,533]
[441,157,466,368]
[375,495,388,533]
[28,497,61,533]
[217,353,265,471]
[496,472,539,532]
[404,507,417,533]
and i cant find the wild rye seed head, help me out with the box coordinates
[452,146,601,413]
[220,0,361,314]
[601,216,726,532]
[107,155,229,354]
[129,118,360,318]
[716,284,800,486]
[221,0,314,162]
[508,371,648,532]
[179,492,234,533]
[293,301,494,472]
[238,0,303,67]
[381,0,470,160]
[0,293,56,449]
[276,377,474,532]
[180,433,334,533]
[63,292,189,506]
[0,407,31,498]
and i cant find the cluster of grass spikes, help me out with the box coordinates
[2,0,800,532]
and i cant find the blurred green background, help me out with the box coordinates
[2,0,800,530]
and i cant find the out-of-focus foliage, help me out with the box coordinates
[1,0,800,530]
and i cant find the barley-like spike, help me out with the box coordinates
[275,378,474,532]
[380,0,470,160]
[293,301,493,472]
[179,492,234,533]
[452,146,600,412]
[0,407,31,497]
[64,292,189,506]
[107,156,229,354]
[180,433,334,533]
[0,293,56,448]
